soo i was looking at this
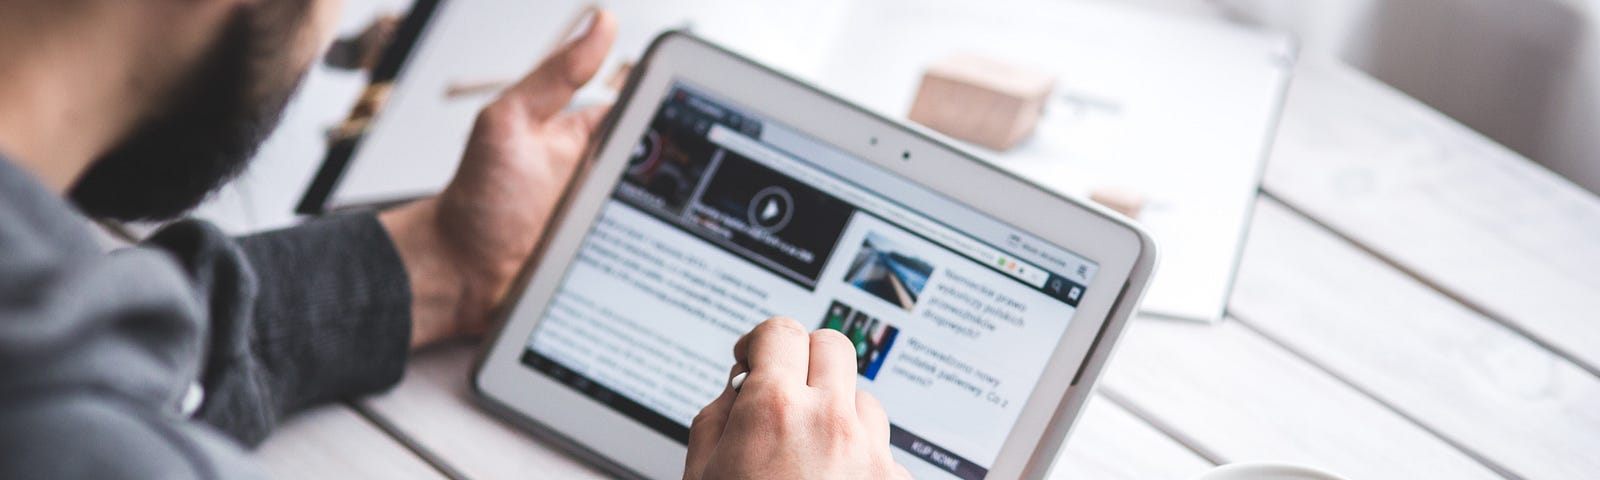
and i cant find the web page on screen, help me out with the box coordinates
[523,84,1098,480]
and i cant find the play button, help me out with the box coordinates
[760,200,780,221]
[747,186,794,232]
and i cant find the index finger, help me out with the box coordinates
[684,365,740,480]
[806,329,859,393]
[732,318,811,389]
[499,8,616,121]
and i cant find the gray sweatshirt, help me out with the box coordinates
[0,155,414,478]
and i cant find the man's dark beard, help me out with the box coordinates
[69,8,303,222]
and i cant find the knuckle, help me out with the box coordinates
[800,398,861,454]
[559,55,589,87]
[810,329,852,351]
[473,102,518,134]
[817,405,858,441]
[757,317,808,338]
[690,406,722,429]
[745,380,794,406]
[745,386,800,424]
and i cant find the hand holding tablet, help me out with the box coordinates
[684,318,911,479]
[379,9,616,349]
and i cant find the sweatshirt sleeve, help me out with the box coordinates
[146,212,413,446]
[0,156,269,478]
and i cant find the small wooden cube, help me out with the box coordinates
[907,53,1055,151]
[1090,187,1146,219]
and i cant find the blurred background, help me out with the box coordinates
[1210,0,1599,196]
[197,0,1599,233]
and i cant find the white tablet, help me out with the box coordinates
[474,32,1157,480]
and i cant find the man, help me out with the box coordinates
[0,1,909,478]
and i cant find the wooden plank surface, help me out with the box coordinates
[1053,394,1214,479]
[360,341,606,480]
[360,341,1214,480]
[1262,60,1600,374]
[252,404,445,479]
[1101,314,1501,480]
[1230,199,1600,479]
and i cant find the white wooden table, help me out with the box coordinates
[250,57,1600,479]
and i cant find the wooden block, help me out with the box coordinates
[908,53,1055,150]
[1090,187,1145,218]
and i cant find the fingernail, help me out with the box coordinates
[561,6,600,46]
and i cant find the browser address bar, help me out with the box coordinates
[706,125,1050,289]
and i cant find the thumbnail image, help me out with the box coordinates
[620,102,723,216]
[819,301,900,380]
[843,232,936,312]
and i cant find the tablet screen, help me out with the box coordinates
[522,84,1098,480]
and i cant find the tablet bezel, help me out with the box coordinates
[473,32,1156,480]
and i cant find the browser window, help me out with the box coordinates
[523,84,1097,480]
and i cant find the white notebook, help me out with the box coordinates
[328,0,1294,322]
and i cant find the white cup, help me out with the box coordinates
[1190,462,1348,480]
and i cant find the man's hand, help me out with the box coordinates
[380,11,617,348]
[685,318,912,479]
